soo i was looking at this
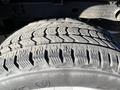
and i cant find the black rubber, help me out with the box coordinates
[0,18,120,90]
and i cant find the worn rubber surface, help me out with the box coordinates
[0,18,120,90]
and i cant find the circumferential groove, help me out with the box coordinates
[108,53,111,67]
[71,49,75,64]
[29,52,34,66]
[59,49,63,63]
[44,50,49,64]
[14,56,19,69]
[3,59,8,71]
[86,50,90,64]
[98,51,102,68]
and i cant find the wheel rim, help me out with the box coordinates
[0,69,120,90]
[33,87,100,90]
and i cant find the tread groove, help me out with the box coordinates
[98,51,102,68]
[59,49,63,63]
[101,40,110,47]
[65,27,69,35]
[71,49,75,64]
[95,32,109,46]
[44,50,49,65]
[9,40,12,45]
[108,53,111,67]
[29,52,34,66]
[86,50,90,64]
[44,28,51,43]
[116,55,119,65]
[8,46,12,51]
[65,27,75,42]
[56,27,59,36]
[3,59,8,71]
[14,55,19,69]
[56,27,64,42]
[18,36,23,48]
[8,40,13,51]
[88,30,100,44]
[31,31,37,45]
[78,28,89,43]
[116,55,119,71]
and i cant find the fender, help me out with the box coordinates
[80,4,120,21]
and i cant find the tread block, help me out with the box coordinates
[102,40,114,49]
[67,27,79,35]
[32,46,49,69]
[89,30,98,37]
[97,32,106,40]
[57,27,66,34]
[33,28,46,36]
[74,44,88,66]
[16,48,33,69]
[109,50,119,72]
[0,46,10,54]
[79,29,89,36]
[58,35,74,42]
[10,43,21,50]
[46,35,63,43]
[100,48,112,71]
[88,46,100,68]
[0,57,7,75]
[94,38,107,46]
[103,35,111,41]
[69,35,88,43]
[21,31,33,39]
[2,51,18,71]
[0,40,11,49]
[108,41,118,50]
[20,39,35,47]
[83,36,99,44]
[46,27,57,35]
[48,45,62,67]
[11,36,20,43]
[60,44,74,67]
[33,37,49,44]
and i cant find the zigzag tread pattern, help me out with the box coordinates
[0,18,119,78]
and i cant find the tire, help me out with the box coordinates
[0,18,120,90]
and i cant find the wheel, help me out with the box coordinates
[0,18,120,90]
